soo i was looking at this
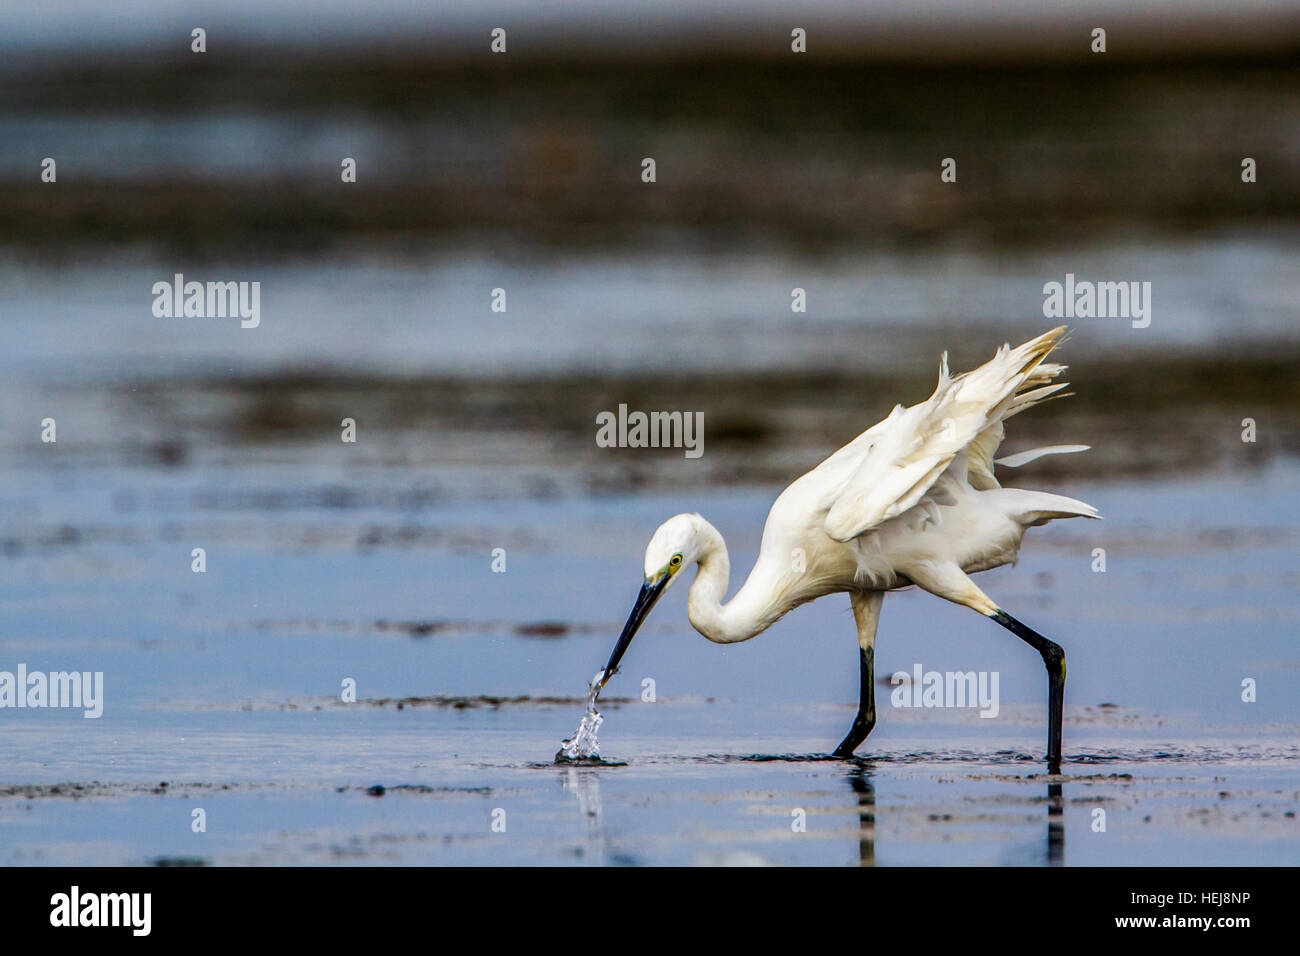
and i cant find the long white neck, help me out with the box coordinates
[685,519,790,645]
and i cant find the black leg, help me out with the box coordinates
[832,645,876,758]
[992,610,1065,774]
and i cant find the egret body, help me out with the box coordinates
[598,327,1097,773]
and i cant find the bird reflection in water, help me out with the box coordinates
[1047,780,1065,865]
[844,762,1066,866]
[561,766,605,859]
[848,765,876,866]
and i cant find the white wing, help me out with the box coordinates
[822,327,1071,542]
[994,444,1090,468]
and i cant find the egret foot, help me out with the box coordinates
[832,715,875,758]
[992,609,1065,774]
[832,644,876,758]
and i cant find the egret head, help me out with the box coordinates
[642,513,706,579]
[598,514,703,690]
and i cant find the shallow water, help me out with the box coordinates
[1,219,1298,866]
[1,444,1297,864]
[3,24,1299,867]
[2,705,1296,866]
[2,233,1298,381]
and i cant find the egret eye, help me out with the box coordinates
[670,554,683,568]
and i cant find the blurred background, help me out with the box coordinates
[0,1,1297,865]
[2,1,1298,480]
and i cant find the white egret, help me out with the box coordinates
[597,326,1097,772]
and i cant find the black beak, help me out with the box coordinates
[599,575,670,690]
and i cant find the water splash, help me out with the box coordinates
[557,672,606,762]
